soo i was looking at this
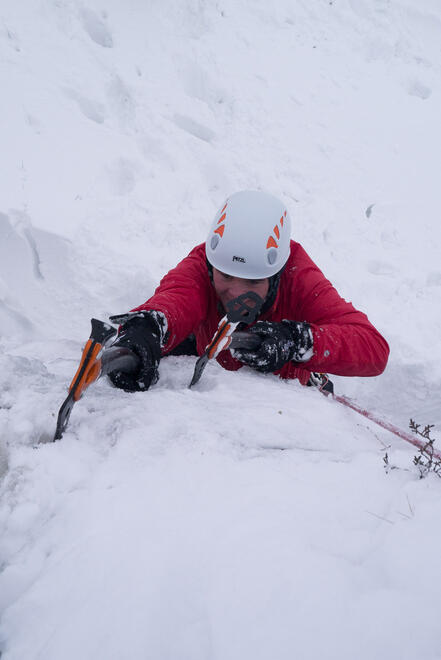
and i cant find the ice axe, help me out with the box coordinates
[189,291,264,387]
[53,319,139,441]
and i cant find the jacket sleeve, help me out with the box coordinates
[291,261,389,377]
[131,245,211,353]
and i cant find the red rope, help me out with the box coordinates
[332,394,441,461]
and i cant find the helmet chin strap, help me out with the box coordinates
[260,267,284,315]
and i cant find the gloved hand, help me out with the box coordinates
[233,320,313,373]
[108,311,165,392]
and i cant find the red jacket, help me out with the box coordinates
[133,241,389,384]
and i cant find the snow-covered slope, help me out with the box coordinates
[1,2,441,658]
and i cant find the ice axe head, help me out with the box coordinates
[225,291,263,325]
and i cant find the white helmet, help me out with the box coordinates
[205,190,291,279]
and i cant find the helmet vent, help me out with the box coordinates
[267,247,277,265]
[210,235,220,250]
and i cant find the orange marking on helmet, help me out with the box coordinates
[266,236,278,249]
[214,224,225,237]
[274,225,280,239]
[217,213,226,224]
[220,203,227,214]
[280,216,284,227]
[284,210,287,216]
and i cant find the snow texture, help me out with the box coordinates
[1,1,441,658]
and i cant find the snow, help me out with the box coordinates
[1,1,441,657]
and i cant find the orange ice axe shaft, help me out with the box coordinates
[53,319,139,440]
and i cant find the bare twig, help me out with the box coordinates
[410,421,440,479]
[365,510,395,525]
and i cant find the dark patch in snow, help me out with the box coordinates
[408,80,431,100]
[365,204,374,218]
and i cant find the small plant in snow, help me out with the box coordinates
[410,420,441,479]
[383,451,398,473]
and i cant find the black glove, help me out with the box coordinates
[233,320,313,373]
[108,312,164,392]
